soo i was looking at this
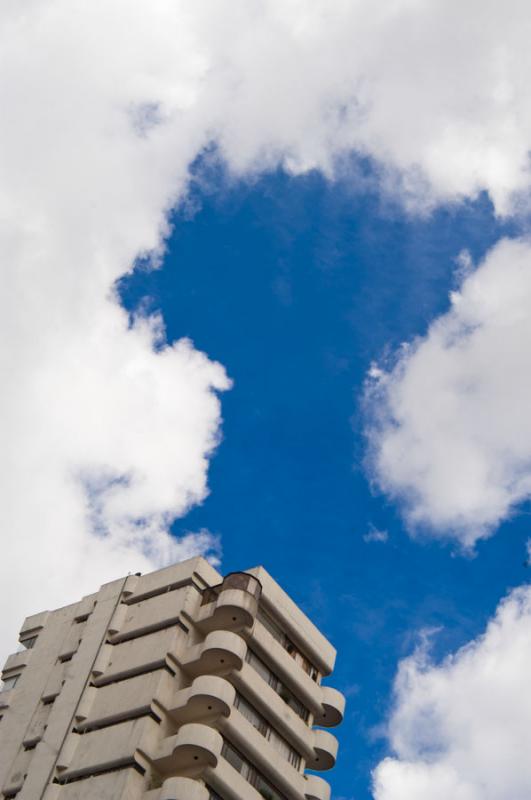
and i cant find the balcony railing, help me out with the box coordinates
[201,573,262,606]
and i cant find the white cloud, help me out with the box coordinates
[207,0,531,215]
[363,525,389,544]
[3,0,531,658]
[0,1,228,658]
[365,238,531,546]
[372,585,531,800]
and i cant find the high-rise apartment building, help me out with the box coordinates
[0,557,345,800]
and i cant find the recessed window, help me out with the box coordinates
[20,636,37,650]
[245,649,310,723]
[1,674,20,692]
[257,609,320,681]
[234,693,301,769]
[221,741,287,800]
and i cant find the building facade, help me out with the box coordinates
[0,557,345,800]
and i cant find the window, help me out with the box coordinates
[234,693,301,769]
[257,610,320,682]
[0,675,20,692]
[235,693,268,736]
[257,609,285,645]
[20,636,37,650]
[222,741,247,775]
[221,741,287,800]
[289,648,320,682]
[246,649,275,686]
[201,586,219,606]
[245,650,309,723]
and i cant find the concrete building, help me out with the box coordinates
[0,557,345,800]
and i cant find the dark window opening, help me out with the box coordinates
[1,675,20,692]
[257,610,320,682]
[19,636,37,650]
[234,693,301,769]
[221,740,287,800]
[245,650,310,723]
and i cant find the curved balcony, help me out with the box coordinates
[314,686,346,727]
[151,723,223,775]
[306,729,339,771]
[167,675,236,723]
[204,572,262,601]
[159,776,209,800]
[181,630,247,677]
[196,573,261,633]
[304,774,331,800]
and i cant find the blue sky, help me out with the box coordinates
[5,4,531,799]
[119,158,530,798]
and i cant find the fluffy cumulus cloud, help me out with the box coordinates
[0,0,223,658]
[3,0,531,656]
[366,238,531,546]
[372,586,531,800]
